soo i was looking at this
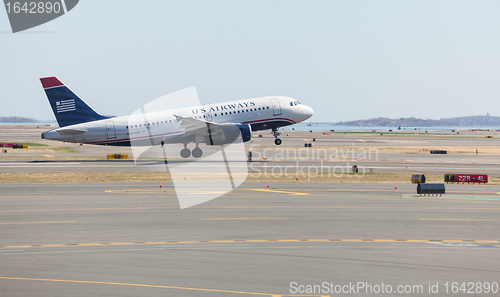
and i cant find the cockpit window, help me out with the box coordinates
[290,102,293,106]
[290,101,301,106]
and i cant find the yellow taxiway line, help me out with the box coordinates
[1,238,498,249]
[0,276,330,297]
[251,189,309,195]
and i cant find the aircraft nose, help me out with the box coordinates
[302,105,314,119]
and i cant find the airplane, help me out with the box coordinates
[40,76,314,158]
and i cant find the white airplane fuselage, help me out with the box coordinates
[42,96,314,147]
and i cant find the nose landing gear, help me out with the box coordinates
[272,127,282,145]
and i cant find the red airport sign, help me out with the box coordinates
[455,174,488,184]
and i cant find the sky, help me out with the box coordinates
[1,0,500,122]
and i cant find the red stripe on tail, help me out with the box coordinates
[40,77,64,89]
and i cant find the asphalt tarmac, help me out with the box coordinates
[1,126,500,296]
[2,126,500,177]
[1,182,499,296]
[1,156,500,176]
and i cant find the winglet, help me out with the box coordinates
[40,76,64,89]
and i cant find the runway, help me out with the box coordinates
[2,126,500,296]
[1,156,500,176]
[2,126,500,177]
[1,182,499,296]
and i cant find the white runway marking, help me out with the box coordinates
[0,163,81,165]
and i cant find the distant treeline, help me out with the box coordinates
[332,115,500,127]
[0,116,40,123]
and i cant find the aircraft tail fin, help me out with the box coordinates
[40,76,110,127]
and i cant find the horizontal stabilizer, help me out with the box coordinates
[55,128,87,135]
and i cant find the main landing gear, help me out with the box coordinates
[192,147,203,158]
[180,146,191,158]
[272,128,282,145]
[180,144,203,158]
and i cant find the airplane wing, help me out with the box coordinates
[174,115,210,135]
[174,114,239,140]
[54,128,87,135]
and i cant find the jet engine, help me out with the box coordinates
[205,124,252,145]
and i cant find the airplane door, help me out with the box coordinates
[271,98,282,116]
[106,121,116,139]
[206,112,212,122]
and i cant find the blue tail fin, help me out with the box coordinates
[40,76,110,127]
